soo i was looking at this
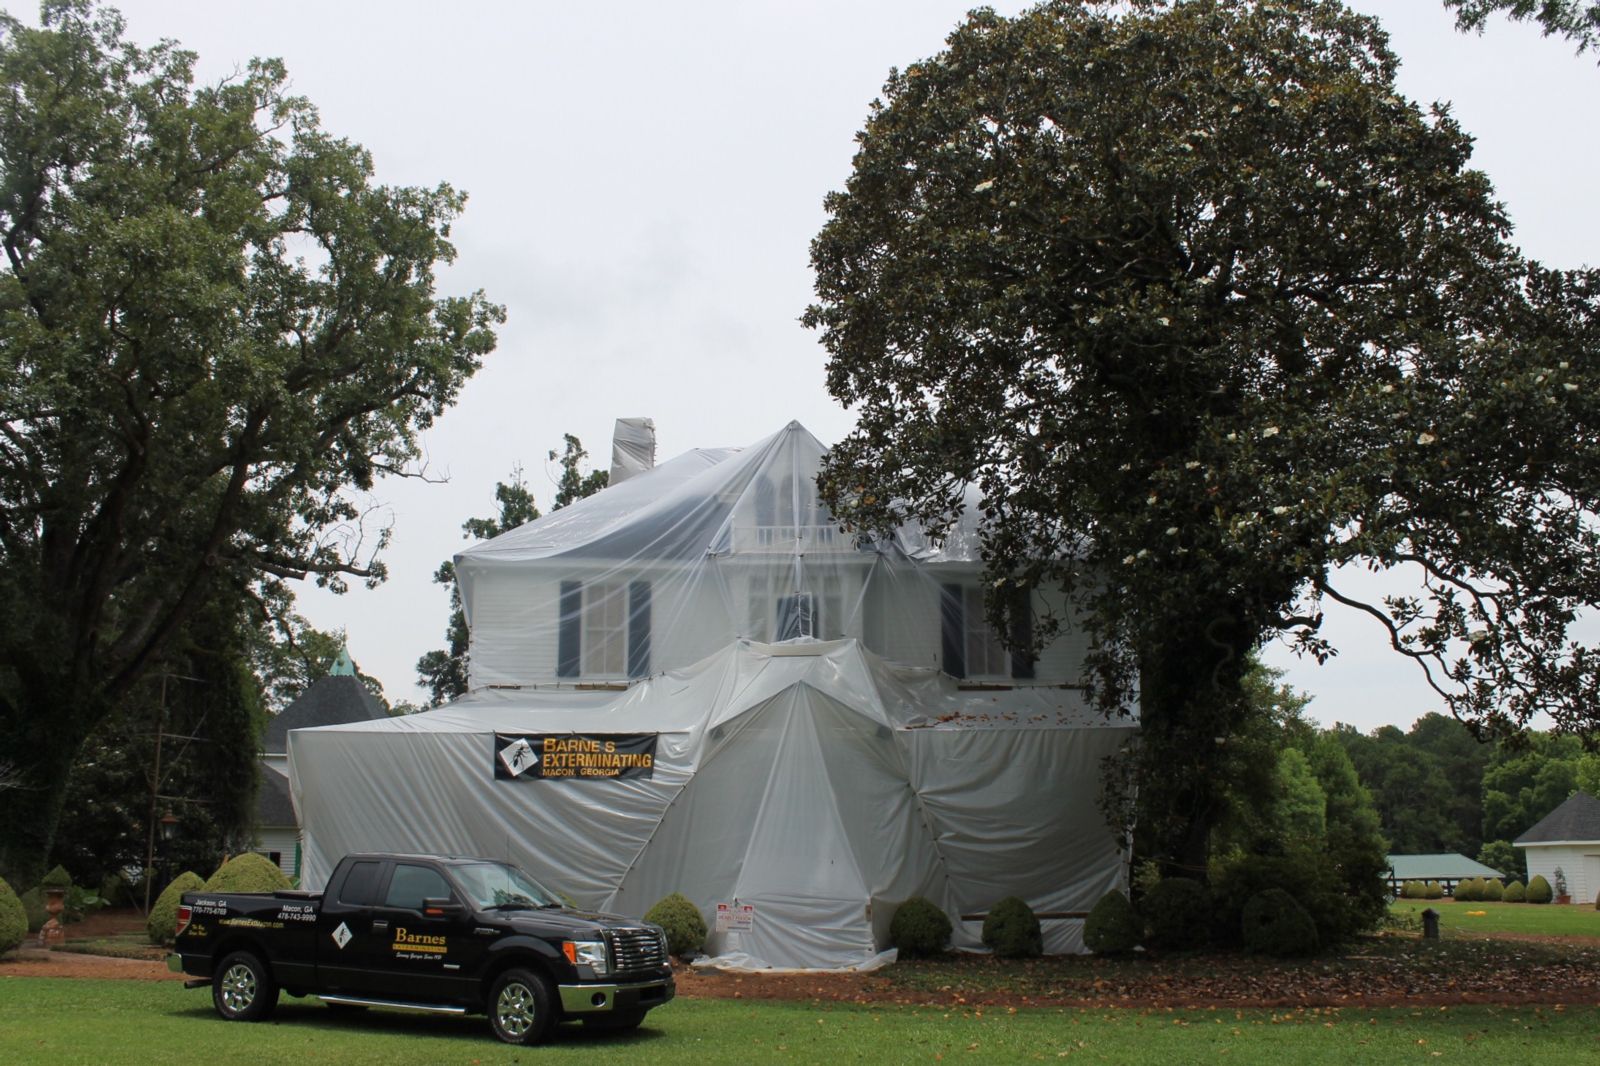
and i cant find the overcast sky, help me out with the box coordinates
[34,1,1598,730]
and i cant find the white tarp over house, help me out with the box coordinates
[289,421,1137,969]
[290,638,1134,969]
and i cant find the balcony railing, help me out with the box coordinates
[731,524,847,553]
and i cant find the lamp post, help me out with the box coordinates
[156,810,179,900]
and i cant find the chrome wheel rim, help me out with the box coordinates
[496,982,536,1037]
[220,963,257,1013]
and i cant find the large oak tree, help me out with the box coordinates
[0,2,501,883]
[805,0,1600,871]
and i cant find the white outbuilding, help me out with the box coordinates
[1515,790,1600,904]
[289,421,1136,968]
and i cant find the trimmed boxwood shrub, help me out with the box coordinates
[147,871,205,945]
[1140,877,1211,951]
[0,877,27,955]
[982,896,1042,958]
[1241,888,1318,957]
[1481,878,1504,902]
[1401,880,1425,899]
[99,872,134,908]
[39,864,72,889]
[1503,879,1526,902]
[1454,878,1478,902]
[644,892,707,958]
[18,887,46,932]
[203,853,292,894]
[1527,875,1554,904]
[1424,881,1443,900]
[889,897,952,957]
[1084,890,1140,955]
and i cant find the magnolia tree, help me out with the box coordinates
[805,0,1600,869]
[0,2,501,883]
[1446,0,1600,54]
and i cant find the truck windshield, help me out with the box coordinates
[452,862,565,911]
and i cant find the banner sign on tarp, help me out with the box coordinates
[494,733,657,781]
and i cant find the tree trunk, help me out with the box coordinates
[1132,609,1259,881]
[0,728,83,888]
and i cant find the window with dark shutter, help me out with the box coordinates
[628,580,652,678]
[940,584,965,678]
[1009,586,1036,680]
[557,580,582,678]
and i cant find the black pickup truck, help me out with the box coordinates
[167,852,674,1045]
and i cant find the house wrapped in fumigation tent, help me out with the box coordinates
[289,421,1136,968]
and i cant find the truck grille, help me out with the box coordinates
[608,926,667,971]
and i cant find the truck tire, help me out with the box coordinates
[488,968,556,1045]
[212,950,279,1022]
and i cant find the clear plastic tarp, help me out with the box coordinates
[289,422,1136,970]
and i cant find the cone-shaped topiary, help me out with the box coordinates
[203,853,292,894]
[1140,877,1211,951]
[889,897,952,957]
[1241,888,1318,957]
[982,896,1042,958]
[1084,890,1140,955]
[1527,875,1553,904]
[39,864,72,889]
[147,871,205,945]
[0,877,27,955]
[1503,880,1526,902]
[18,887,45,932]
[644,892,707,958]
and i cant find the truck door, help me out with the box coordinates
[362,861,478,1002]
[315,858,388,994]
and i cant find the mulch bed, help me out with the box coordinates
[7,909,1600,1010]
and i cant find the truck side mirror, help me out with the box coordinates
[422,897,464,918]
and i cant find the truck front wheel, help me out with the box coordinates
[213,950,279,1022]
[488,968,555,1045]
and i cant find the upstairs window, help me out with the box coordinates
[558,579,651,680]
[940,584,1035,681]
[750,572,844,642]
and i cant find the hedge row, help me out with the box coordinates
[1398,876,1556,904]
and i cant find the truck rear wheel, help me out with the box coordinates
[213,950,279,1022]
[488,968,555,1045]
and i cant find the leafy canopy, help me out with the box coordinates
[1446,0,1600,55]
[0,0,500,883]
[806,0,1600,743]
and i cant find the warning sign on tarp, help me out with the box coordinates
[494,733,657,781]
[714,902,755,933]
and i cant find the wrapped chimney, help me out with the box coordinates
[608,417,656,485]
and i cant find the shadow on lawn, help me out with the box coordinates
[169,997,669,1047]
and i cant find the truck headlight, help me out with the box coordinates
[562,939,611,976]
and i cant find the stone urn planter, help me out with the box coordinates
[38,887,66,949]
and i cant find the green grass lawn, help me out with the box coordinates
[2,977,1597,1066]
[1389,899,1600,938]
